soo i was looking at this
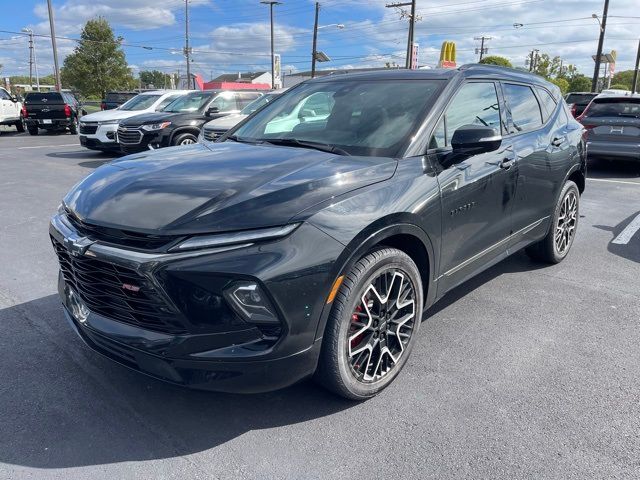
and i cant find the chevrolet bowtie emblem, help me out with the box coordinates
[63,236,94,257]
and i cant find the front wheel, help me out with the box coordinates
[173,133,197,146]
[69,116,78,134]
[316,248,423,400]
[526,180,579,264]
[15,115,25,133]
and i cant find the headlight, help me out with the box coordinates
[223,281,279,326]
[98,120,120,125]
[142,121,172,131]
[170,223,300,252]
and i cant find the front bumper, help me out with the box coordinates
[49,213,344,392]
[79,135,120,151]
[79,123,119,150]
[118,127,171,154]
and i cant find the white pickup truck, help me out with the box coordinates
[0,87,25,132]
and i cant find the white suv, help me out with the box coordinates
[0,87,24,133]
[79,90,189,151]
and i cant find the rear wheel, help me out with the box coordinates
[316,248,423,400]
[27,125,38,136]
[173,133,197,146]
[526,180,579,264]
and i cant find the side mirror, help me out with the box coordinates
[10,95,18,103]
[451,124,502,155]
[206,106,220,117]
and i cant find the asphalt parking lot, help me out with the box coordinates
[0,128,639,479]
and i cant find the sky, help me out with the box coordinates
[0,0,638,82]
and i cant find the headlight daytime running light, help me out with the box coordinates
[170,223,300,252]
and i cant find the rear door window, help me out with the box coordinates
[536,87,558,122]
[502,83,543,134]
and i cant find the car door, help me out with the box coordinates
[0,88,12,120]
[428,81,517,294]
[501,82,562,248]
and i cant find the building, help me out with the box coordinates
[203,71,272,91]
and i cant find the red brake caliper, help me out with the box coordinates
[350,304,365,367]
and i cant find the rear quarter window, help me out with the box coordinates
[536,87,558,122]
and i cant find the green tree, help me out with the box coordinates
[479,55,512,68]
[139,70,171,89]
[568,75,591,92]
[609,83,630,91]
[611,70,635,90]
[10,74,57,85]
[61,17,135,97]
[549,77,569,94]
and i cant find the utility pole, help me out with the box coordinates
[46,0,61,91]
[591,0,609,93]
[261,1,282,89]
[184,0,192,89]
[27,32,33,88]
[311,2,319,78]
[386,1,417,69]
[474,36,491,61]
[632,39,640,94]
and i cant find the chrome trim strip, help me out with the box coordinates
[440,216,549,278]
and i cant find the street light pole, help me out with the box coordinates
[591,0,609,93]
[632,39,640,94]
[46,0,61,91]
[311,2,319,78]
[261,1,282,89]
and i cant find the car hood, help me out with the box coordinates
[203,114,247,130]
[80,109,152,122]
[119,111,199,126]
[64,142,397,235]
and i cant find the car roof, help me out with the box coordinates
[307,63,553,87]
[594,92,639,100]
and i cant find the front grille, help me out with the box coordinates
[117,127,142,144]
[80,122,98,134]
[64,211,175,251]
[203,128,226,142]
[52,236,187,335]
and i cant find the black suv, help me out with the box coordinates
[50,66,586,399]
[23,91,82,135]
[117,90,263,153]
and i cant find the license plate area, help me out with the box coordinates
[42,119,52,124]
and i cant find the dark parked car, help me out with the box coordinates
[116,90,263,153]
[50,65,586,399]
[100,91,138,111]
[23,91,82,135]
[565,92,598,118]
[578,93,640,162]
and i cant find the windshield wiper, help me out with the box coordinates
[259,138,350,156]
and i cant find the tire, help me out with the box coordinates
[526,180,579,264]
[315,247,423,400]
[15,115,25,133]
[27,125,38,136]
[172,133,197,146]
[69,116,78,135]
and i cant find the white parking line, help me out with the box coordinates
[17,143,80,150]
[588,178,640,186]
[612,213,640,245]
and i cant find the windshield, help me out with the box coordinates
[586,98,640,117]
[231,79,444,157]
[119,94,162,111]
[163,92,215,113]
[240,94,278,115]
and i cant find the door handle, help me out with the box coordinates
[499,157,515,170]
[551,136,566,147]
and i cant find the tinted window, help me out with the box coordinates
[565,93,596,105]
[240,94,277,115]
[0,89,10,100]
[155,95,181,111]
[163,92,215,113]
[233,79,444,157]
[209,93,238,112]
[238,92,262,108]
[429,82,501,149]
[585,98,640,118]
[536,87,557,122]
[25,92,64,103]
[503,83,543,133]
[105,92,136,103]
